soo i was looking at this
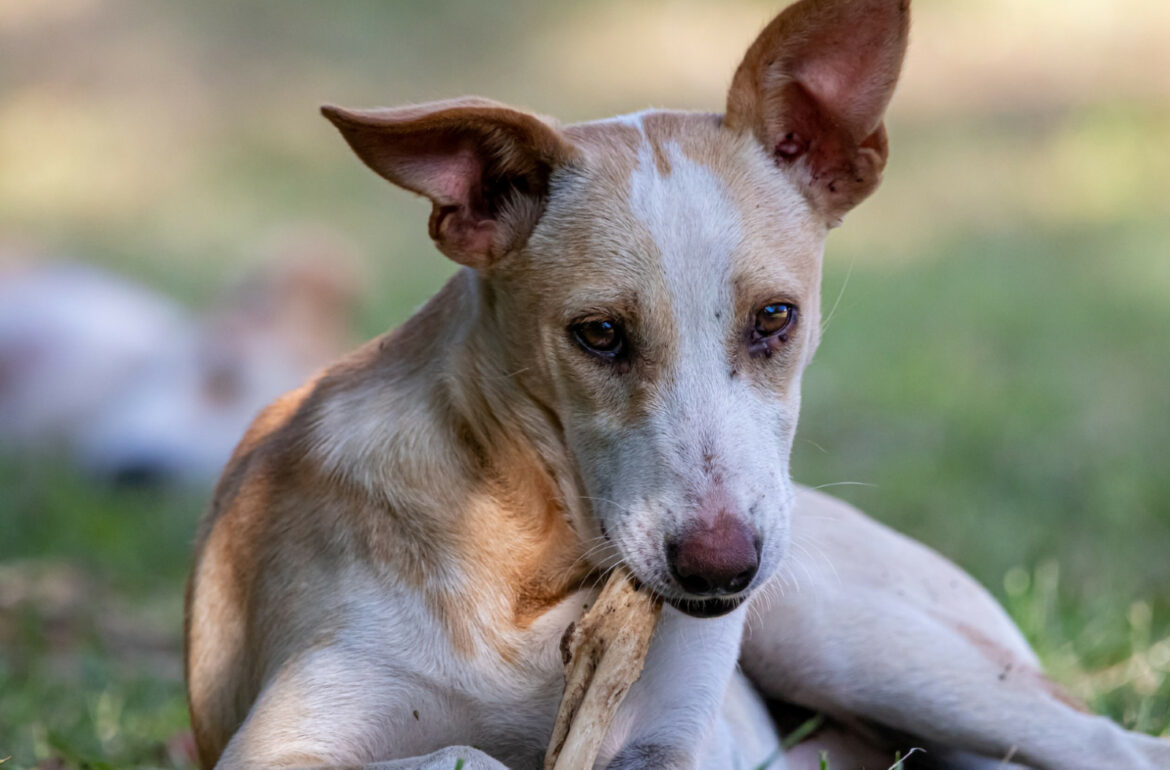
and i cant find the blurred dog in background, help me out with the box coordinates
[0,228,360,485]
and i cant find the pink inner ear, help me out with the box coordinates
[402,146,504,262]
[402,146,500,263]
[435,208,498,260]
[399,147,482,208]
[786,4,906,140]
[324,99,577,266]
[795,58,889,141]
[799,66,849,119]
[768,80,833,165]
[725,0,907,222]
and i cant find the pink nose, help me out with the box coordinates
[666,513,760,596]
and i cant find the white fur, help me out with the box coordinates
[627,136,796,587]
[199,124,1170,769]
[191,22,1170,770]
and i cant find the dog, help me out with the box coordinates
[184,0,1170,767]
[0,231,358,484]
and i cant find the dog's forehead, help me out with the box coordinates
[552,110,824,313]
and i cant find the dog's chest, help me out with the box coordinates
[376,584,596,768]
[463,588,599,767]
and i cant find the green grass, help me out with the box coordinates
[2,1,1168,767]
[2,224,1167,766]
[0,465,197,769]
[796,222,1170,735]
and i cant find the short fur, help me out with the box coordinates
[186,1,1170,768]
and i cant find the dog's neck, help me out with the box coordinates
[309,267,594,650]
[434,269,600,641]
[447,270,592,528]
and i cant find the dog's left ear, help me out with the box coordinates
[726,0,910,226]
[322,98,577,269]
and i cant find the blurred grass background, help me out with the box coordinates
[1,0,1168,766]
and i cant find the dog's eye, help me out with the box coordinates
[754,303,797,338]
[572,318,625,359]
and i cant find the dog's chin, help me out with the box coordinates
[665,594,746,619]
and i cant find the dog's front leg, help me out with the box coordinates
[353,746,510,769]
[220,747,508,770]
[595,605,748,770]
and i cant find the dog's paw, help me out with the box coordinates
[604,742,691,770]
[380,745,509,769]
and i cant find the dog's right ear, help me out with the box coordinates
[726,0,910,227]
[322,98,577,269]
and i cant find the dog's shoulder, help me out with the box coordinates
[194,330,392,483]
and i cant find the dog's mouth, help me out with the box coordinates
[621,571,748,619]
[665,594,746,618]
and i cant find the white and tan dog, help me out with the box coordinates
[184,0,1170,767]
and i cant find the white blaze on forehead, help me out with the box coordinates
[608,109,655,135]
[626,124,741,379]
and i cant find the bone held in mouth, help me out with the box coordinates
[544,567,663,770]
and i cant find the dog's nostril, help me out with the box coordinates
[678,573,714,595]
[666,514,760,598]
[727,568,756,593]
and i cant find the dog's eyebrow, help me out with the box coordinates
[558,293,642,324]
[733,276,808,310]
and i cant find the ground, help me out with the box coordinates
[1,0,1168,767]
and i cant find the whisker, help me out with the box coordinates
[778,563,801,596]
[572,494,642,518]
[791,533,841,588]
[786,541,821,591]
[820,254,855,337]
[812,480,877,491]
[565,537,621,574]
[800,438,830,455]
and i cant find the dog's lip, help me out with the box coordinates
[623,573,751,619]
[664,594,746,618]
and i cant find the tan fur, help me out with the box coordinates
[322,98,579,268]
[948,618,1091,715]
[185,2,1170,768]
[185,272,605,764]
[726,0,908,225]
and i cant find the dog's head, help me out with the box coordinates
[325,0,908,616]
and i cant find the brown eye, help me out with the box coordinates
[754,303,797,338]
[572,318,625,359]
